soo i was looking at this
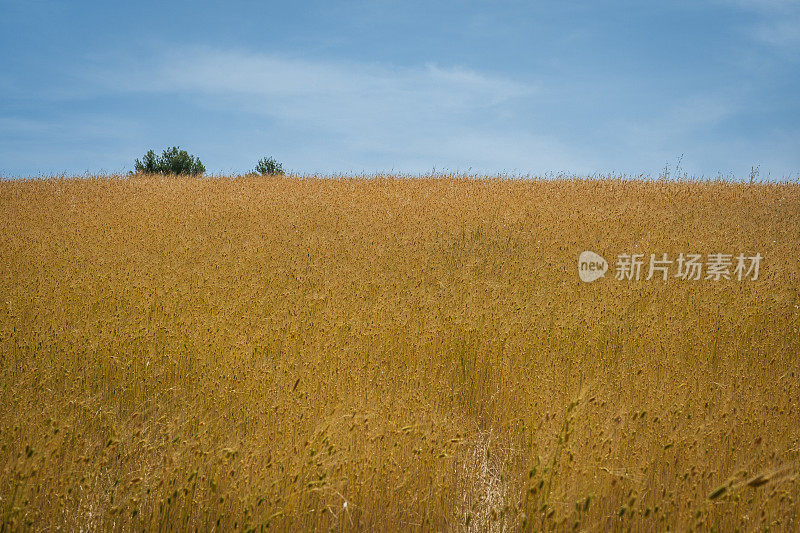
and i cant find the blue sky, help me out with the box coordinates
[1,0,798,178]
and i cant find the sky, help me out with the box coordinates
[1,0,799,178]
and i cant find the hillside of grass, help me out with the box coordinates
[1,175,798,531]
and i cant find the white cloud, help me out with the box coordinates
[83,47,582,174]
[606,95,742,176]
[109,47,535,121]
[751,17,800,47]
[62,45,795,178]
[718,0,800,48]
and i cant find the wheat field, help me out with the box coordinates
[1,175,798,531]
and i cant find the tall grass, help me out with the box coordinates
[1,174,798,530]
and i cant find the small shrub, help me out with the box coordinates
[134,147,205,175]
[254,157,284,176]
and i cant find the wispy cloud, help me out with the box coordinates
[100,47,536,126]
[4,37,795,177]
[73,45,782,176]
[751,17,800,48]
[80,47,574,173]
[719,0,800,49]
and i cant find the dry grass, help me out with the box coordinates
[1,174,798,531]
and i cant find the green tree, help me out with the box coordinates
[254,156,284,176]
[135,149,160,173]
[134,147,205,175]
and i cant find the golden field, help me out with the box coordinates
[1,175,799,531]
